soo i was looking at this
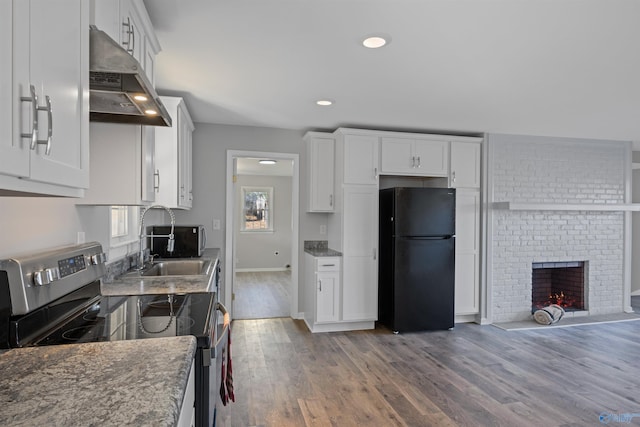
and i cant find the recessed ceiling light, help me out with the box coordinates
[259,159,277,165]
[316,100,333,106]
[144,109,157,115]
[362,34,390,49]
[133,95,148,102]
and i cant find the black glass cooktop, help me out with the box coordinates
[22,284,216,348]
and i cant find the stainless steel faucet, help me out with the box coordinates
[138,205,175,269]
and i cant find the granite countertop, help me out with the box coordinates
[102,248,220,296]
[303,240,342,257]
[0,336,196,427]
[304,247,343,257]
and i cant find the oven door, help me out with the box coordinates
[212,302,230,427]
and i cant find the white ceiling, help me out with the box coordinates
[144,0,640,143]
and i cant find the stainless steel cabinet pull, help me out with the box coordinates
[318,279,322,291]
[374,167,378,179]
[154,170,160,192]
[20,85,38,149]
[452,171,456,183]
[373,248,377,260]
[329,194,333,207]
[412,156,416,168]
[321,264,335,267]
[122,17,134,53]
[36,95,52,155]
[417,156,421,168]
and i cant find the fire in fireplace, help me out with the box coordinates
[531,262,586,312]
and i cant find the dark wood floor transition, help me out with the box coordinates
[228,318,640,426]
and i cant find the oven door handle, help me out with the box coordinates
[214,301,230,351]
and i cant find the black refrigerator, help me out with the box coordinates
[378,187,456,333]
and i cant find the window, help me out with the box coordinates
[111,206,129,237]
[110,206,139,245]
[241,187,273,232]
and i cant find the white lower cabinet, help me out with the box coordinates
[304,254,341,331]
[177,359,195,427]
[454,189,480,315]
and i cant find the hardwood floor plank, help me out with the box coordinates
[229,319,640,426]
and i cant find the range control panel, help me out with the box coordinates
[58,255,87,278]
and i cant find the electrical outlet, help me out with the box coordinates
[213,219,221,230]
[320,225,327,235]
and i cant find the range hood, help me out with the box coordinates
[89,26,172,127]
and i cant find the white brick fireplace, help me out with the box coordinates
[485,134,631,323]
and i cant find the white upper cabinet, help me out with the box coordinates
[0,0,89,197]
[92,0,159,80]
[155,96,195,209]
[79,123,156,205]
[380,137,448,176]
[305,132,335,212]
[341,132,379,185]
[450,141,481,188]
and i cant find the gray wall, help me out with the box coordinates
[172,123,330,310]
[235,174,292,270]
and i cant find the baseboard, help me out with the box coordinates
[235,267,290,273]
[631,290,640,297]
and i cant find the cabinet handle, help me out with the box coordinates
[318,279,322,292]
[417,156,421,168]
[411,156,416,168]
[154,170,160,192]
[329,194,333,207]
[122,17,134,53]
[20,85,38,149]
[452,171,456,183]
[374,167,378,180]
[321,264,335,267]
[373,248,377,261]
[36,95,52,155]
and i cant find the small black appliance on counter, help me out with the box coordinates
[148,225,206,258]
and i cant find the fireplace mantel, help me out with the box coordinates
[493,202,640,212]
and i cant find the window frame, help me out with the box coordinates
[240,186,274,233]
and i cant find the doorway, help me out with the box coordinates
[225,151,299,320]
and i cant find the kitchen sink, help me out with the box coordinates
[118,259,212,278]
[142,260,208,276]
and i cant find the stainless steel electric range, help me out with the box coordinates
[0,242,228,427]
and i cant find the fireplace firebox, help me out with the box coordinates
[531,262,586,313]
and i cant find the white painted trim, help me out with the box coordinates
[481,134,493,325]
[235,267,290,273]
[303,320,375,333]
[225,150,299,321]
[494,201,640,212]
[624,142,634,313]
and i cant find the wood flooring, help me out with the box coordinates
[225,318,640,426]
[233,271,290,319]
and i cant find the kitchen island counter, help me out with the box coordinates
[0,336,196,427]
[102,248,220,296]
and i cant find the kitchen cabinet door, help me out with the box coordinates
[316,270,339,323]
[454,189,480,314]
[1,0,88,196]
[341,185,378,322]
[305,133,335,212]
[0,0,28,178]
[413,139,448,176]
[79,123,155,205]
[155,96,194,209]
[343,134,379,185]
[380,137,414,174]
[380,137,448,177]
[450,141,481,188]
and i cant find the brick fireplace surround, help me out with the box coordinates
[487,134,629,323]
